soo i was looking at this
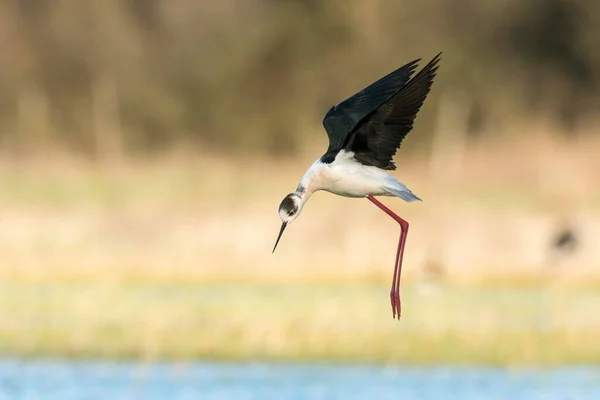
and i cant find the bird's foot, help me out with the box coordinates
[390,290,401,320]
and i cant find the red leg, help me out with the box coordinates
[367,195,409,319]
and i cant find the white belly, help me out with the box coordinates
[322,165,389,197]
[299,152,392,198]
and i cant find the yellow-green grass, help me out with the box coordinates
[0,135,599,365]
[1,275,600,366]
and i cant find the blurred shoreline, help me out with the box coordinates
[0,133,599,365]
[2,279,600,365]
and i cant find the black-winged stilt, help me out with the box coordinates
[273,53,441,319]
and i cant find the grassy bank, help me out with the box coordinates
[0,140,598,365]
[1,276,600,366]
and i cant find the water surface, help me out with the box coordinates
[0,360,599,400]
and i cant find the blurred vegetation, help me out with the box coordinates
[2,277,600,365]
[0,0,599,158]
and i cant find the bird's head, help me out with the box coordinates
[272,192,303,253]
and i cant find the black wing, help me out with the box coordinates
[320,58,421,163]
[343,53,441,170]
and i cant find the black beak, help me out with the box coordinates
[272,222,287,253]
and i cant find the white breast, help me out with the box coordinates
[298,151,390,198]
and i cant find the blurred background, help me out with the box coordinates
[1,0,600,398]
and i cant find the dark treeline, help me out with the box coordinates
[0,0,598,158]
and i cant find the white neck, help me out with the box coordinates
[295,159,324,202]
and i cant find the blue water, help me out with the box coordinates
[0,360,599,400]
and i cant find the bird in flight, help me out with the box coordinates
[272,53,441,319]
